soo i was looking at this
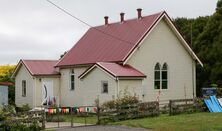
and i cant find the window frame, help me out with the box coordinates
[101,81,108,94]
[161,63,168,90]
[154,63,161,89]
[70,69,75,91]
[154,63,168,90]
[22,80,26,97]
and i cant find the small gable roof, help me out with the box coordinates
[79,62,146,79]
[12,60,60,77]
[56,11,202,67]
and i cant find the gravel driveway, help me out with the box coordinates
[54,125,150,131]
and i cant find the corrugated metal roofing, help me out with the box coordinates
[56,12,163,67]
[97,62,146,77]
[22,60,59,76]
[79,62,146,79]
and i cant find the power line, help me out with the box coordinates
[46,0,91,27]
[46,0,135,45]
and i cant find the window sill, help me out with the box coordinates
[154,89,169,92]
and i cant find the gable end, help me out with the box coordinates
[123,12,203,67]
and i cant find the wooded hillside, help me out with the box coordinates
[174,0,222,95]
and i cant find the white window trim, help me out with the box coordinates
[154,63,169,90]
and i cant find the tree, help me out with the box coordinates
[0,65,15,82]
[173,0,222,96]
[0,65,16,105]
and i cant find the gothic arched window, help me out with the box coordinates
[154,63,161,89]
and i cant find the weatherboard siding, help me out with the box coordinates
[118,79,142,100]
[0,85,8,107]
[34,77,60,107]
[81,67,117,106]
[126,19,195,102]
[15,65,34,108]
[60,67,89,107]
[60,65,144,106]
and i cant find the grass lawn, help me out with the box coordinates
[63,115,98,124]
[110,112,222,131]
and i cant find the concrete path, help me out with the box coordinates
[53,125,150,131]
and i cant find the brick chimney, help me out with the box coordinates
[104,16,109,25]
[120,12,125,23]
[137,8,142,19]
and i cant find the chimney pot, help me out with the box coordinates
[104,16,109,25]
[137,8,142,19]
[120,12,125,23]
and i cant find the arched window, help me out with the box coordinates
[154,63,168,90]
[162,63,168,89]
[154,63,161,89]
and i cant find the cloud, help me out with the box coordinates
[0,0,217,65]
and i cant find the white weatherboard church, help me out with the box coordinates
[12,9,202,108]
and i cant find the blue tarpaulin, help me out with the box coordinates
[204,95,222,113]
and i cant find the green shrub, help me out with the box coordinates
[17,104,31,112]
[28,121,41,131]
[15,104,29,113]
[217,88,222,97]
[102,95,139,110]
[0,108,6,121]
[194,97,207,112]
[0,122,41,131]
[0,105,16,121]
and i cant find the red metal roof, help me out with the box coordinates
[0,82,14,86]
[79,62,146,79]
[97,62,146,77]
[56,12,164,67]
[21,60,59,76]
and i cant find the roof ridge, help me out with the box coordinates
[56,11,166,67]
[96,62,118,64]
[21,60,34,75]
[93,11,164,28]
[22,59,58,62]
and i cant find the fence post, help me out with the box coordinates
[169,100,172,116]
[193,98,198,112]
[84,113,87,126]
[97,105,100,125]
[71,108,74,127]
[42,110,46,129]
[157,101,160,116]
[96,97,101,125]
[57,108,60,128]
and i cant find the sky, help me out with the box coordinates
[0,0,218,65]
